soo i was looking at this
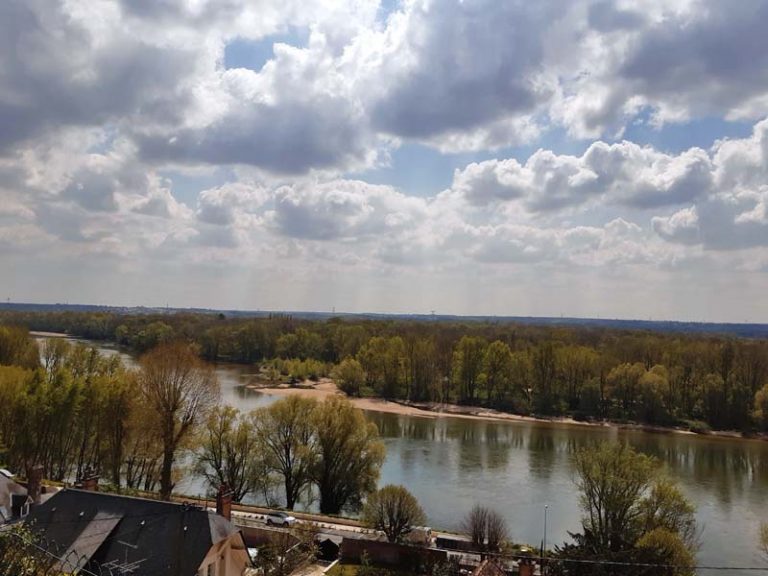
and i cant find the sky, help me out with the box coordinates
[2,0,768,322]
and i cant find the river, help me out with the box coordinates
[41,337,768,572]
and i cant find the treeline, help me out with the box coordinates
[3,311,768,432]
[0,328,386,515]
[0,327,161,488]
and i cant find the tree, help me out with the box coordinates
[461,504,508,552]
[554,443,697,576]
[197,406,263,502]
[753,383,768,430]
[574,443,657,551]
[760,523,768,559]
[0,524,62,575]
[483,340,513,407]
[311,396,386,514]
[0,326,39,369]
[453,336,487,404]
[333,357,366,396]
[138,342,219,500]
[362,484,426,542]
[254,396,317,510]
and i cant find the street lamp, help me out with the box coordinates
[542,504,549,576]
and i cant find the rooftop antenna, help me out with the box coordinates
[102,540,146,575]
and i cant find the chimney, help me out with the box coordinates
[79,466,99,491]
[27,465,43,505]
[216,485,232,521]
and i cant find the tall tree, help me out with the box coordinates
[552,443,697,576]
[362,484,426,542]
[453,336,487,404]
[311,396,385,514]
[254,396,317,510]
[483,341,513,407]
[462,504,508,553]
[197,406,263,502]
[138,342,219,500]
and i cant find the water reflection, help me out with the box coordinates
[368,411,768,571]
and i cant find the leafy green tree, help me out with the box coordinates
[453,336,487,404]
[138,342,220,500]
[0,325,39,369]
[532,342,560,414]
[606,363,645,419]
[483,340,513,407]
[333,357,366,396]
[553,443,697,576]
[405,337,437,402]
[362,484,426,542]
[254,396,317,510]
[197,406,263,502]
[752,383,768,430]
[0,524,63,575]
[311,396,386,514]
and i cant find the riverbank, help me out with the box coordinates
[248,379,756,439]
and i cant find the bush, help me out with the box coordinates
[683,420,711,435]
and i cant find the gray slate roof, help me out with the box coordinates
[26,489,242,576]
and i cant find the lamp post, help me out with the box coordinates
[542,504,549,576]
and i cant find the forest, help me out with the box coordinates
[2,309,768,434]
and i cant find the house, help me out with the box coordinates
[0,465,49,523]
[25,487,252,576]
[0,468,29,523]
[471,558,507,576]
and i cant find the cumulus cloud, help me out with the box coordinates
[452,140,713,212]
[1,0,768,318]
[268,180,426,241]
[554,0,768,136]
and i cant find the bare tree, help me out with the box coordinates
[138,342,219,500]
[362,484,426,542]
[462,504,489,550]
[462,504,508,552]
[486,509,508,552]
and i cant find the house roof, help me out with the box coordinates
[472,559,507,576]
[26,489,243,576]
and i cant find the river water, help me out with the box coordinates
[45,338,768,572]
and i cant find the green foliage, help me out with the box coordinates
[3,310,768,432]
[333,357,366,396]
[0,524,64,575]
[138,342,220,499]
[0,337,140,485]
[0,325,39,369]
[361,484,426,542]
[312,396,386,514]
[753,383,768,430]
[553,443,697,576]
[253,396,318,510]
[760,523,768,558]
[452,336,487,404]
[196,406,265,502]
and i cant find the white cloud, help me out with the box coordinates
[451,140,713,212]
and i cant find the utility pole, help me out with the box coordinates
[542,504,549,576]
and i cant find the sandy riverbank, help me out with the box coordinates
[248,379,626,429]
[29,331,70,338]
[247,380,767,440]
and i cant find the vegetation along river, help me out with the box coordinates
[68,339,768,573]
